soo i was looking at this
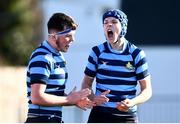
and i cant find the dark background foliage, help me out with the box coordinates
[0,0,43,65]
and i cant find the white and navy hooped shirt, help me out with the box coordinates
[26,40,67,118]
[84,40,150,115]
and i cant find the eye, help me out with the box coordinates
[65,34,71,38]
[65,34,73,40]
[104,21,108,25]
[112,20,118,24]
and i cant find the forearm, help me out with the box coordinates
[31,83,91,107]
[131,88,152,105]
[131,76,152,105]
[31,93,72,106]
[81,75,94,100]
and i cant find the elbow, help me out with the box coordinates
[150,90,153,98]
[147,89,153,101]
[31,96,41,105]
[31,93,43,105]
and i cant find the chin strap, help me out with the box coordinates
[113,35,121,44]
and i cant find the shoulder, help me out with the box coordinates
[127,41,140,52]
[126,41,147,60]
[90,42,107,58]
[29,46,52,64]
[127,41,144,54]
[92,42,107,52]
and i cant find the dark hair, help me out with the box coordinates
[47,13,78,33]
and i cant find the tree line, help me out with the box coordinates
[0,0,43,65]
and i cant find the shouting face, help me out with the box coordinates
[103,17,122,44]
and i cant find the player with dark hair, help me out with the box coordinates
[25,12,94,123]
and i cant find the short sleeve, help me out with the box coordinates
[84,46,100,77]
[134,50,150,80]
[29,54,51,85]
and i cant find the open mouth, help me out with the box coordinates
[107,30,113,39]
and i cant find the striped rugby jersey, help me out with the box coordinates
[26,40,67,118]
[84,39,150,115]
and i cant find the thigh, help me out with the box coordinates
[25,116,49,123]
[88,108,138,123]
[25,116,62,123]
[113,115,138,123]
[88,109,113,123]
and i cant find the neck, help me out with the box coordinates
[47,38,59,52]
[111,37,125,51]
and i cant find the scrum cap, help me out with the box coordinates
[102,9,128,37]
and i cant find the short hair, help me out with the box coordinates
[47,13,78,33]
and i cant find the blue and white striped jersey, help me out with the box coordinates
[26,40,67,118]
[84,40,150,115]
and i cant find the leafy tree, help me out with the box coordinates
[0,0,43,65]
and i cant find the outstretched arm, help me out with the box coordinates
[31,83,91,106]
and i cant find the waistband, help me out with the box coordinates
[28,109,62,118]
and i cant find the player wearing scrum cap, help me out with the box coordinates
[81,9,152,123]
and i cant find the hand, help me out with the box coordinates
[116,99,134,112]
[76,97,96,111]
[93,90,110,106]
[67,87,91,105]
